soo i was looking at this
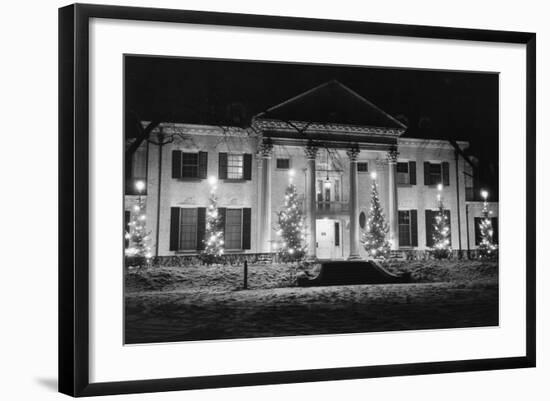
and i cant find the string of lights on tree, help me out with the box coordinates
[125,180,152,268]
[275,170,306,262]
[361,172,391,259]
[478,189,498,258]
[200,176,225,265]
[431,184,452,259]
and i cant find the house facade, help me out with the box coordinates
[125,81,498,260]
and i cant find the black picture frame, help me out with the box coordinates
[59,3,536,397]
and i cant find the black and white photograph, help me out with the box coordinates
[123,56,500,344]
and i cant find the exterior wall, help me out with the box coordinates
[125,123,482,258]
[132,128,260,256]
[465,201,499,251]
[397,139,469,251]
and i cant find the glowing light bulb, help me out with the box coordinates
[135,180,146,192]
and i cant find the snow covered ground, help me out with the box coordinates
[125,261,498,344]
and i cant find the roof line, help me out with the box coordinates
[335,81,407,130]
[254,80,335,118]
[254,79,407,130]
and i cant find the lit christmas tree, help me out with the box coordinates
[432,185,452,259]
[276,182,306,262]
[478,190,498,258]
[125,181,152,268]
[200,177,225,265]
[361,172,390,259]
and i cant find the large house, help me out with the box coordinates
[125,81,498,261]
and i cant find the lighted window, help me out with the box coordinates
[225,209,242,249]
[227,154,244,179]
[179,208,198,250]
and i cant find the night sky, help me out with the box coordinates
[125,55,499,198]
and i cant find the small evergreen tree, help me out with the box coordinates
[362,176,390,259]
[276,184,306,262]
[432,193,452,259]
[478,193,498,258]
[125,196,152,268]
[200,189,225,265]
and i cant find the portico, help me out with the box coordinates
[252,80,407,260]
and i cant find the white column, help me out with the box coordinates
[304,143,318,260]
[256,151,263,252]
[259,141,273,253]
[347,146,362,260]
[387,148,399,250]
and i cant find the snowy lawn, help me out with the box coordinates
[125,260,498,344]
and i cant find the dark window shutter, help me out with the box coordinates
[334,221,340,246]
[243,153,252,180]
[218,208,227,236]
[218,153,228,179]
[198,152,208,179]
[491,217,499,244]
[410,210,418,246]
[445,209,452,246]
[172,150,182,179]
[169,207,180,251]
[409,161,416,185]
[442,162,450,186]
[424,162,431,185]
[242,208,252,249]
[474,217,482,245]
[196,207,206,250]
[425,210,433,247]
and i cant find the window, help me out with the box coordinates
[397,162,410,185]
[172,151,207,179]
[398,210,419,247]
[334,222,340,246]
[219,153,252,180]
[276,158,290,169]
[357,162,368,172]
[474,217,499,245]
[179,208,198,250]
[359,212,366,229]
[227,154,244,179]
[181,152,199,178]
[429,163,442,185]
[424,161,449,186]
[425,209,451,247]
[225,209,243,249]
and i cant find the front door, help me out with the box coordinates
[316,219,342,259]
